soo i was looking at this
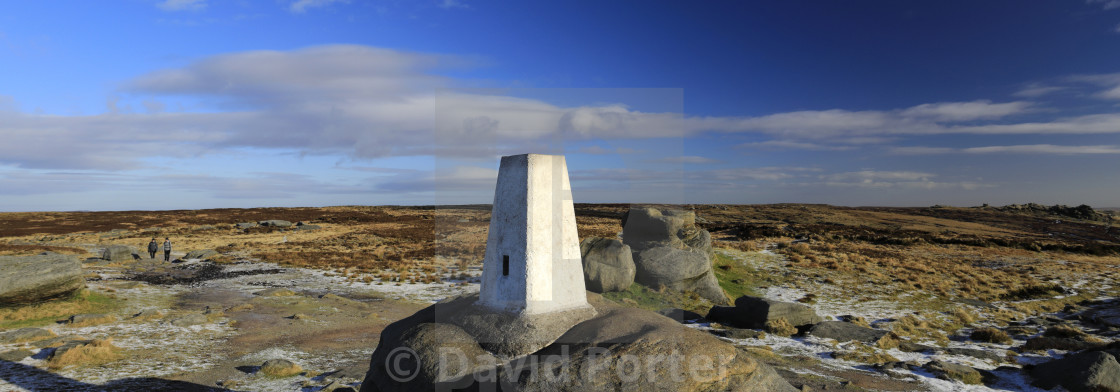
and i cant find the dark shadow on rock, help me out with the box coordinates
[0,359,230,391]
[235,365,261,374]
[30,348,53,360]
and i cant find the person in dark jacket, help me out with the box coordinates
[163,237,172,262]
[147,238,158,259]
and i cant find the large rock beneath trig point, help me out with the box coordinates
[360,292,797,392]
[0,253,85,304]
[1030,351,1120,392]
[580,237,635,293]
[101,244,137,261]
[633,246,729,304]
[708,296,824,329]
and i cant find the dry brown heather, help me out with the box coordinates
[1,203,1117,303]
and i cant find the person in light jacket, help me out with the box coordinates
[163,237,172,262]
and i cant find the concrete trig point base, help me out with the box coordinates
[450,153,596,358]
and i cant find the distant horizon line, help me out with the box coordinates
[2,202,1116,214]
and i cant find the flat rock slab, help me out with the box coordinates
[808,321,893,344]
[0,348,33,362]
[708,296,823,329]
[0,328,56,344]
[941,347,1002,363]
[0,253,85,304]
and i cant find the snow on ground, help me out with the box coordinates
[688,322,1052,392]
[711,249,1065,391]
[0,258,481,392]
[187,259,480,303]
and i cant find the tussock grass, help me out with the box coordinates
[764,318,797,337]
[890,314,950,346]
[1044,325,1103,343]
[260,359,303,377]
[0,290,120,329]
[601,283,712,315]
[831,350,899,365]
[0,243,87,256]
[47,339,122,369]
[970,327,1012,344]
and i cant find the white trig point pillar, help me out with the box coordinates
[478,153,591,315]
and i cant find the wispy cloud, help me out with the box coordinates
[157,0,206,11]
[4,45,1120,173]
[821,170,986,190]
[899,100,1031,122]
[1013,83,1066,98]
[437,0,469,9]
[1088,0,1120,10]
[653,156,719,164]
[892,144,1120,155]
[736,140,854,151]
[289,0,348,13]
[577,146,638,155]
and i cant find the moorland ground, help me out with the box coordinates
[1,204,1118,390]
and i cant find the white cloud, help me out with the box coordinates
[157,0,206,11]
[289,0,349,13]
[1013,83,1065,98]
[821,170,986,190]
[892,144,1120,155]
[899,100,1031,122]
[6,44,1120,173]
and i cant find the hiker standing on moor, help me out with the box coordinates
[147,238,158,259]
[163,237,172,262]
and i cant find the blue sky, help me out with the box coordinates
[2,0,1120,211]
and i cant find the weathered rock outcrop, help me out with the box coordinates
[1030,351,1120,392]
[622,207,728,304]
[808,321,898,348]
[101,244,137,261]
[580,237,636,293]
[0,253,85,304]
[259,220,293,227]
[634,247,727,304]
[360,292,796,392]
[708,296,824,330]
